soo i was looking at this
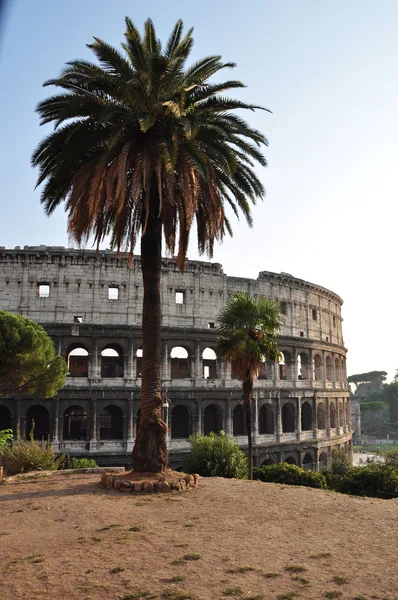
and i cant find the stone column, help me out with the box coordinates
[126,394,134,452]
[308,348,314,385]
[321,350,326,385]
[296,397,302,441]
[162,341,170,381]
[275,393,282,442]
[332,353,336,390]
[312,394,318,439]
[197,402,203,435]
[314,452,320,472]
[52,398,60,452]
[292,348,298,386]
[89,399,98,450]
[225,401,233,436]
[89,339,100,379]
[325,397,331,436]
[223,360,232,382]
[125,339,134,380]
[195,341,202,379]
[342,399,347,433]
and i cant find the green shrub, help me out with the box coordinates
[331,449,350,476]
[253,463,327,489]
[182,432,247,479]
[332,464,398,499]
[4,429,64,475]
[60,456,99,469]
[0,429,13,454]
[382,448,398,469]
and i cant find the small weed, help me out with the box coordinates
[182,553,201,561]
[227,566,256,574]
[14,509,24,513]
[333,576,348,585]
[352,596,367,600]
[183,523,194,528]
[292,575,310,585]
[92,536,103,542]
[222,587,243,596]
[170,575,185,583]
[110,566,125,574]
[310,552,332,559]
[171,559,185,566]
[121,593,157,600]
[246,596,264,600]
[32,506,41,510]
[101,523,121,530]
[277,594,297,600]
[162,590,191,600]
[263,572,280,579]
[324,593,342,599]
[285,565,307,574]
[31,557,45,564]
[129,526,142,532]
[77,537,86,543]
[135,502,146,507]
[174,543,189,548]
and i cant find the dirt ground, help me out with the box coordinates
[0,473,397,600]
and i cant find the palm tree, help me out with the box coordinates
[31,18,269,473]
[217,293,282,479]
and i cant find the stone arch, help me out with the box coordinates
[261,458,275,466]
[26,405,50,440]
[319,451,328,469]
[284,456,297,465]
[317,402,326,429]
[99,405,123,439]
[0,405,12,431]
[170,346,190,379]
[325,355,332,381]
[279,351,293,380]
[101,344,124,378]
[203,404,222,435]
[298,352,310,380]
[63,405,88,440]
[202,348,217,379]
[282,402,295,433]
[301,401,312,431]
[302,452,313,470]
[233,404,246,436]
[67,344,89,377]
[313,354,323,381]
[259,403,274,434]
[330,402,337,428]
[171,405,191,439]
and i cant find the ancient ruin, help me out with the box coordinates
[0,246,352,470]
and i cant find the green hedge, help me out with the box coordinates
[253,463,327,489]
[328,464,398,499]
[182,432,248,479]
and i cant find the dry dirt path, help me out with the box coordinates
[0,473,397,600]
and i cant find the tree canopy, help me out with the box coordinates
[0,311,67,399]
[348,371,387,384]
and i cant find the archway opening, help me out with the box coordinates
[284,456,297,465]
[63,405,88,440]
[26,405,50,440]
[317,402,326,429]
[298,353,309,380]
[330,402,337,428]
[99,405,123,439]
[302,452,313,470]
[170,346,190,379]
[171,405,191,438]
[313,354,322,380]
[0,405,12,431]
[67,345,89,377]
[279,351,292,380]
[261,458,275,466]
[202,348,217,379]
[259,403,274,434]
[319,451,328,469]
[282,402,295,433]
[325,356,332,381]
[101,346,124,378]
[301,401,312,431]
[204,404,222,435]
[233,405,246,436]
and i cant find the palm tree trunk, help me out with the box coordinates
[131,186,168,472]
[243,379,253,480]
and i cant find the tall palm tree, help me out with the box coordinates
[31,18,269,473]
[217,293,282,479]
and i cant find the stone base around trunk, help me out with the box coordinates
[100,471,199,494]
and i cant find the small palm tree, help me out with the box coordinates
[32,18,269,473]
[217,293,282,479]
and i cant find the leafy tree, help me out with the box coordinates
[31,18,268,472]
[382,381,398,425]
[216,293,282,479]
[0,311,67,399]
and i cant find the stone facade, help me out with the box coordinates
[0,246,352,470]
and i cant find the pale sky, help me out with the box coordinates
[1,1,397,381]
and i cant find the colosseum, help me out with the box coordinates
[0,246,352,470]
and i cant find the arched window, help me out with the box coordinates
[67,345,89,377]
[99,405,123,439]
[63,405,88,440]
[170,346,190,379]
[204,404,222,435]
[319,451,328,469]
[279,351,292,380]
[136,348,142,377]
[313,354,322,381]
[298,353,309,380]
[259,404,274,434]
[101,345,124,378]
[301,401,312,431]
[202,348,217,379]
[302,453,313,470]
[262,458,274,466]
[317,402,326,429]
[282,402,295,433]
[26,405,50,440]
[171,406,191,439]
[233,405,246,436]
[284,456,297,465]
[325,356,332,381]
[0,405,11,431]
[330,402,337,428]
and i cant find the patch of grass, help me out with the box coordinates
[183,523,194,528]
[222,587,243,597]
[171,559,185,566]
[352,596,367,600]
[182,553,201,561]
[263,572,280,579]
[129,526,142,532]
[110,566,125,574]
[277,594,297,600]
[101,523,122,530]
[227,566,256,574]
[284,565,307,574]
[174,543,189,548]
[31,556,45,564]
[309,552,332,559]
[292,575,310,585]
[162,590,192,600]
[169,575,185,583]
[246,596,264,600]
[32,506,41,510]
[333,576,348,585]
[121,593,157,600]
[135,502,146,507]
[77,537,86,543]
[92,536,103,542]
[324,592,342,599]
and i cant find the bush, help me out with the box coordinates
[182,432,248,479]
[60,456,99,469]
[253,463,327,489]
[331,464,398,499]
[4,429,64,475]
[0,429,13,454]
[330,449,350,476]
[382,448,398,469]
